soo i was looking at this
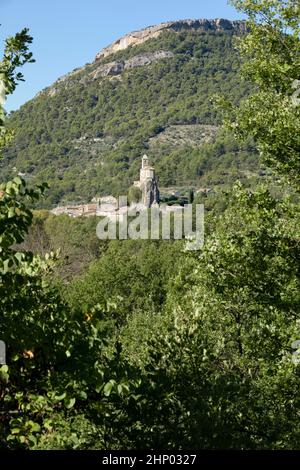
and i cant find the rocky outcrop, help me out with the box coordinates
[95,24,169,61]
[95,19,246,61]
[90,60,125,79]
[37,65,86,98]
[40,18,245,96]
[125,51,174,69]
[89,51,174,80]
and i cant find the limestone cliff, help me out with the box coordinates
[5,17,257,206]
[89,51,174,80]
[95,18,246,61]
[39,18,246,97]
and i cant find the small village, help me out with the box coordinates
[51,155,213,219]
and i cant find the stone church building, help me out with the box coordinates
[134,155,160,207]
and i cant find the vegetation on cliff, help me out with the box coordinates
[1,26,258,206]
[0,0,299,451]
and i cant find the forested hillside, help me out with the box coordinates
[1,22,260,206]
[1,2,299,453]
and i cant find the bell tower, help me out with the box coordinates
[134,155,160,208]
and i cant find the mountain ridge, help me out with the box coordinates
[95,18,247,60]
[2,18,260,207]
[35,18,247,99]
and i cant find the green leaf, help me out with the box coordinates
[95,383,104,393]
[10,428,20,435]
[103,380,115,397]
[28,421,41,433]
[64,397,76,409]
[54,392,66,401]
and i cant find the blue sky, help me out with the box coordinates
[1,0,244,111]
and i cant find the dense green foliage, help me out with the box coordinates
[219,0,300,185]
[0,28,259,206]
[0,28,34,149]
[24,213,101,281]
[1,0,300,451]
[103,185,300,449]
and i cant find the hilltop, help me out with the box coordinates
[1,18,260,207]
[94,18,247,59]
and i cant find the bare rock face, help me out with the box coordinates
[40,19,246,96]
[90,60,125,80]
[89,51,174,80]
[95,24,168,61]
[125,51,174,69]
[95,18,246,61]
